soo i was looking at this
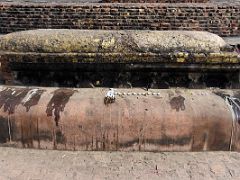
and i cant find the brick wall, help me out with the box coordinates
[0,3,239,36]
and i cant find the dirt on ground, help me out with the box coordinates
[0,0,239,3]
[0,147,240,180]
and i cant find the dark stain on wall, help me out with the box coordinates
[119,136,192,149]
[214,91,240,124]
[46,89,76,126]
[0,88,30,114]
[0,116,9,143]
[55,129,66,144]
[21,89,45,112]
[170,95,185,111]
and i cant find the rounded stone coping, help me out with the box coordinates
[0,29,228,54]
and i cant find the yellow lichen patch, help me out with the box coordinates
[192,53,206,63]
[176,52,184,57]
[229,57,239,63]
[175,52,189,63]
[101,37,116,50]
[176,58,186,63]
[207,53,223,63]
[71,58,78,63]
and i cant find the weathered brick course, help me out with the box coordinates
[0,3,239,36]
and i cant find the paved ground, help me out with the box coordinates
[0,147,240,180]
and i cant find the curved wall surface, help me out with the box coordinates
[0,86,239,152]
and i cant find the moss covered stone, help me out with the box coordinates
[0,29,229,54]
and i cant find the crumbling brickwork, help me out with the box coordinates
[0,3,239,36]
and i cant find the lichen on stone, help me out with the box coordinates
[0,29,229,54]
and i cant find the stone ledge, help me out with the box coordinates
[0,30,228,53]
[1,51,239,64]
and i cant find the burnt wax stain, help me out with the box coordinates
[46,89,76,126]
[213,91,230,99]
[119,136,191,149]
[0,116,9,143]
[170,95,186,111]
[0,88,31,114]
[214,91,240,124]
[231,99,240,125]
[56,129,66,144]
[21,89,45,112]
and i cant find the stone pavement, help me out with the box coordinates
[0,147,240,180]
